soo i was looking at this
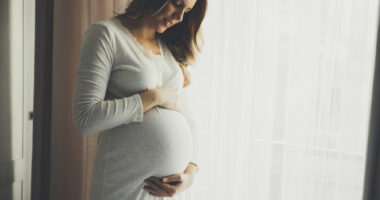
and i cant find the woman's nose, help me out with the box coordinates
[174,9,185,22]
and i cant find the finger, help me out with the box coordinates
[144,179,169,195]
[143,186,155,193]
[176,103,184,114]
[144,181,169,197]
[147,177,176,195]
[148,177,176,194]
[143,186,165,197]
[147,190,166,197]
[162,174,183,183]
[149,192,165,197]
[175,108,184,115]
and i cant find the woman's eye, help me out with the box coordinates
[173,0,183,7]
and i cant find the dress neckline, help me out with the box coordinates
[113,17,164,60]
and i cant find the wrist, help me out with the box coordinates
[151,89,161,106]
[184,162,199,175]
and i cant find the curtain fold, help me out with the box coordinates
[51,1,129,200]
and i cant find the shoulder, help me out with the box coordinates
[79,18,121,58]
[84,17,119,41]
[81,18,124,53]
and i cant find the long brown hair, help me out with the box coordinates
[116,0,207,87]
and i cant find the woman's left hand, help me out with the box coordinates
[143,172,195,197]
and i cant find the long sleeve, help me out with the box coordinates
[178,84,202,167]
[72,23,144,136]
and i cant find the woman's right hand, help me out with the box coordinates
[139,86,183,114]
[154,86,184,114]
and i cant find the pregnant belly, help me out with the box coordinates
[99,106,194,178]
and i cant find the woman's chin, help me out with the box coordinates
[157,29,166,34]
[157,25,168,33]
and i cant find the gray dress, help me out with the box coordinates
[72,17,201,200]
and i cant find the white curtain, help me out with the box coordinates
[184,0,380,199]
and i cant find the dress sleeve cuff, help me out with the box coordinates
[131,94,144,123]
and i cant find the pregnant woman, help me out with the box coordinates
[72,0,207,199]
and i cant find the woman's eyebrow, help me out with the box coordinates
[181,0,194,9]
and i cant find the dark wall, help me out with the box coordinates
[32,0,54,199]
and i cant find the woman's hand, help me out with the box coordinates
[139,86,183,114]
[143,172,195,197]
[154,86,184,115]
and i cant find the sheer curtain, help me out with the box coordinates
[185,0,380,199]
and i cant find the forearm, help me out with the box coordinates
[73,23,145,136]
[72,93,144,135]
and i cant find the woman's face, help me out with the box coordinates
[153,0,197,33]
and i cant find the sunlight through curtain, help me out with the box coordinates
[184,0,380,199]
